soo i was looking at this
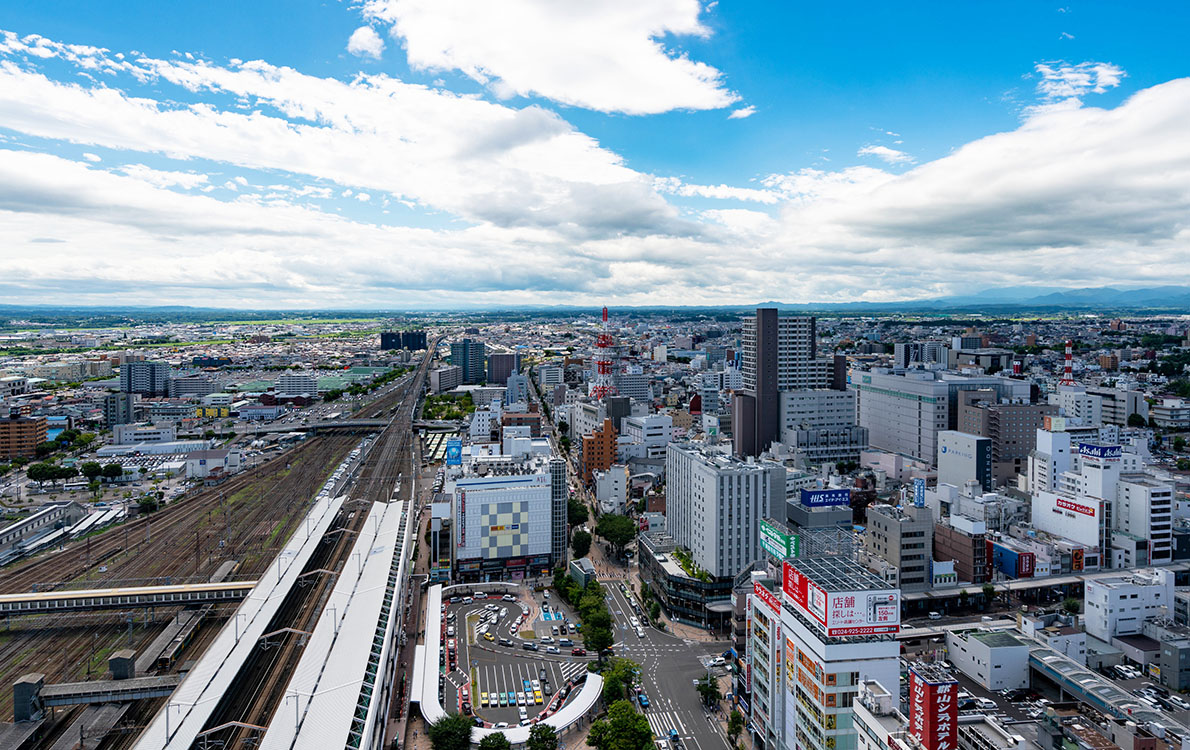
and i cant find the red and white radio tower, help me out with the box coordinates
[1058,339,1076,386]
[591,306,617,400]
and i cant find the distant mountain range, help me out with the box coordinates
[3,286,1190,316]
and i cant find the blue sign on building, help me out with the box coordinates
[445,439,462,466]
[913,477,926,508]
[800,488,851,508]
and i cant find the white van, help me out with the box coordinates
[928,611,943,620]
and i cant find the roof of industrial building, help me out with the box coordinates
[969,631,1027,649]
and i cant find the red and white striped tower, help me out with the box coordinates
[1058,339,1076,386]
[591,306,617,400]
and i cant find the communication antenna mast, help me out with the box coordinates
[1059,340,1076,386]
[592,306,617,400]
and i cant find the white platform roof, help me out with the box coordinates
[260,500,410,749]
[133,493,347,749]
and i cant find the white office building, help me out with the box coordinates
[747,557,901,750]
[277,373,318,396]
[854,369,1030,464]
[1051,386,1103,426]
[537,365,563,387]
[1084,569,1174,641]
[594,464,628,514]
[779,389,868,465]
[618,413,675,461]
[449,453,567,581]
[665,443,785,578]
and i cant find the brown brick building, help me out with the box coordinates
[581,418,617,485]
[0,411,47,461]
[933,520,988,584]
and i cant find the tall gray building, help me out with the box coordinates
[864,504,934,591]
[119,361,170,396]
[734,310,834,458]
[451,339,486,385]
[103,392,136,427]
[666,442,785,578]
[487,352,521,385]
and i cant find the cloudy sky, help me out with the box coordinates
[0,1,1187,309]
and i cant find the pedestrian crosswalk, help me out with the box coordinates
[558,661,588,682]
[644,710,688,740]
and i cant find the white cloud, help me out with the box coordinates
[856,144,914,165]
[1034,61,1125,102]
[728,105,755,119]
[347,26,385,60]
[118,163,208,189]
[356,192,371,201]
[0,29,1189,308]
[362,0,737,115]
[654,176,779,204]
[82,152,101,162]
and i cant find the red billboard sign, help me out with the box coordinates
[909,668,958,750]
[782,561,900,636]
[1056,497,1095,517]
[754,580,781,614]
[1017,551,1035,578]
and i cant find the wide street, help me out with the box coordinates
[602,583,734,750]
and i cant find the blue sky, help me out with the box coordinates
[0,1,1188,308]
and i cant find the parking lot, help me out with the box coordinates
[439,590,594,729]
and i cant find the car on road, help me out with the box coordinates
[463,597,473,605]
[483,632,495,642]
[475,592,488,599]
[928,611,942,620]
[547,646,560,654]
[630,616,639,627]
[541,636,554,643]
[522,642,539,651]
[500,638,515,647]
[503,594,516,602]
[571,647,587,656]
[638,693,650,708]
[636,627,645,638]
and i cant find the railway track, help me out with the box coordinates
[189,340,438,748]
[0,435,355,594]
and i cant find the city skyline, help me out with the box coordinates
[1,2,1188,309]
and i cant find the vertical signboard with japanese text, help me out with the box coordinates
[908,667,958,750]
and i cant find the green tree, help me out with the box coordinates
[649,601,661,622]
[568,497,589,527]
[587,700,653,750]
[76,433,96,448]
[527,724,559,750]
[958,589,970,609]
[35,441,58,458]
[727,710,745,746]
[595,514,636,557]
[101,463,124,481]
[80,461,103,481]
[88,479,102,497]
[573,530,592,558]
[427,713,474,750]
[600,658,641,703]
[696,674,722,707]
[1062,597,1081,615]
[982,583,996,605]
[479,734,512,750]
[203,429,217,440]
[138,496,160,513]
[1175,436,1187,453]
[557,420,569,435]
[26,462,55,485]
[1127,413,1147,428]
